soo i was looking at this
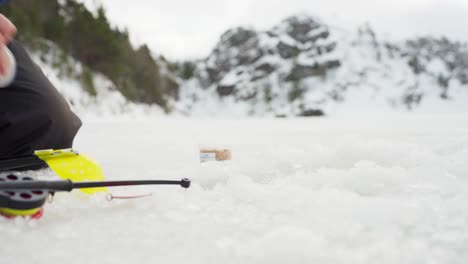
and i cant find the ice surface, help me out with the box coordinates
[1,116,468,264]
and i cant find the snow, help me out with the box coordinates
[30,47,166,119]
[1,116,468,263]
[220,71,240,86]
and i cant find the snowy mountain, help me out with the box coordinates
[176,15,468,117]
[25,13,468,118]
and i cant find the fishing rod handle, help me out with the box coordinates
[0,179,73,191]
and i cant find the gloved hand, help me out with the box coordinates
[0,14,16,87]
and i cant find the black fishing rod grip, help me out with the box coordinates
[0,179,74,191]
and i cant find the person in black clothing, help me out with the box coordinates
[0,14,81,158]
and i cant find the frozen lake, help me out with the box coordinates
[1,115,468,264]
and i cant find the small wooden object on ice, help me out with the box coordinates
[199,148,232,162]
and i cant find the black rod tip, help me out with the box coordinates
[180,178,191,189]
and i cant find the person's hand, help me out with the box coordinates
[0,14,16,75]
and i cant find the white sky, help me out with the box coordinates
[80,0,468,60]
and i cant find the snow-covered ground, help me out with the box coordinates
[1,116,468,264]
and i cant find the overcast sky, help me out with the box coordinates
[80,0,468,60]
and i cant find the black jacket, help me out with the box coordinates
[0,40,81,157]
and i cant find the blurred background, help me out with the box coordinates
[1,0,467,118]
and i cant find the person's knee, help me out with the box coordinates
[0,40,82,157]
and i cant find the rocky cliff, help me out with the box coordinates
[176,15,468,117]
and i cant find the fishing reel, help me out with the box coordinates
[0,174,191,219]
[0,174,49,219]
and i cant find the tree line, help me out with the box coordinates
[0,0,178,111]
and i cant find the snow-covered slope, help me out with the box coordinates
[29,43,165,119]
[177,15,468,117]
